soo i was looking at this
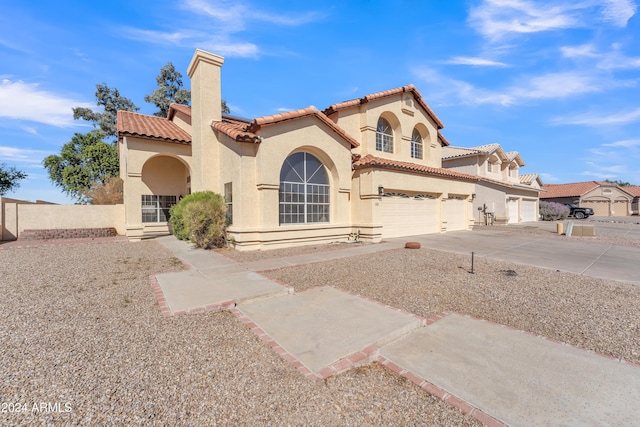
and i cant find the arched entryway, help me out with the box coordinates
[140,155,191,224]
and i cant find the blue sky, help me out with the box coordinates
[1,0,639,203]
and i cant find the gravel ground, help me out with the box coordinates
[0,240,479,426]
[266,248,640,366]
[213,242,359,263]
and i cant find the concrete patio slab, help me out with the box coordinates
[238,286,422,373]
[156,270,289,314]
[380,313,640,427]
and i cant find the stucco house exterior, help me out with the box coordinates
[442,144,543,225]
[626,186,640,215]
[116,49,479,250]
[540,181,634,216]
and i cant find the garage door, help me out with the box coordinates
[521,199,537,222]
[613,200,629,216]
[508,199,519,224]
[381,193,439,238]
[443,196,467,231]
[582,200,609,216]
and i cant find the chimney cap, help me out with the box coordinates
[187,49,225,78]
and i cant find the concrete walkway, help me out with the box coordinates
[153,234,640,426]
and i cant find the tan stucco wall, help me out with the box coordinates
[219,115,354,250]
[1,197,38,240]
[330,93,442,168]
[120,135,192,239]
[16,204,125,236]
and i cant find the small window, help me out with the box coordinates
[411,129,423,159]
[224,182,233,225]
[376,118,393,153]
[141,195,176,223]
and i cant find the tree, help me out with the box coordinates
[73,84,139,140]
[43,132,119,201]
[145,62,191,117]
[604,179,633,187]
[80,176,123,205]
[0,163,27,196]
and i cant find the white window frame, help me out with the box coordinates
[141,195,176,223]
[279,152,330,225]
[376,118,394,153]
[411,128,423,159]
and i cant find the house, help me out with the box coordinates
[540,181,634,216]
[627,186,640,215]
[116,49,479,250]
[442,144,543,224]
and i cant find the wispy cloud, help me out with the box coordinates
[0,145,53,164]
[560,43,600,58]
[469,0,637,41]
[603,139,640,147]
[121,0,325,58]
[413,68,621,106]
[445,56,508,66]
[0,79,91,127]
[553,107,640,126]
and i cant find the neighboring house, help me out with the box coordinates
[540,181,634,217]
[117,49,480,250]
[442,144,543,224]
[626,186,640,215]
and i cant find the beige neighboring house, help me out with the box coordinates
[116,49,479,250]
[627,186,640,215]
[540,181,634,216]
[442,144,543,224]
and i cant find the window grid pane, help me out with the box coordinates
[141,195,176,223]
[279,153,330,225]
[411,130,423,159]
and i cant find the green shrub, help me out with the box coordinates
[539,201,570,221]
[169,191,227,248]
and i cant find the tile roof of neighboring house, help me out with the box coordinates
[540,181,602,198]
[441,146,482,159]
[505,151,524,166]
[213,106,360,147]
[117,110,191,144]
[167,103,191,121]
[623,186,640,197]
[478,176,544,193]
[323,85,445,130]
[519,173,541,185]
[352,154,478,182]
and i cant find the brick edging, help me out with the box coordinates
[377,355,506,427]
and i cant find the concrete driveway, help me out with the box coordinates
[390,220,640,284]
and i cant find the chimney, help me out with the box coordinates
[187,49,225,192]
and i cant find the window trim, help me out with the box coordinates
[376,117,394,153]
[411,128,423,159]
[279,152,330,225]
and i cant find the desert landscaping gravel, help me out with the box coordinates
[0,239,480,426]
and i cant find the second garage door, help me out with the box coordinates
[381,193,439,238]
[443,196,467,231]
[521,199,537,222]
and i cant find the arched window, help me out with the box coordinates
[411,128,423,159]
[376,117,393,153]
[279,152,329,224]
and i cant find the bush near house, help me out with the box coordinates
[539,201,570,221]
[169,191,227,248]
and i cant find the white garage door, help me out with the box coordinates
[508,199,519,224]
[443,197,467,231]
[521,199,537,222]
[381,193,439,238]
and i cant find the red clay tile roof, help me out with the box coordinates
[623,186,640,197]
[540,181,601,198]
[117,111,191,144]
[211,116,262,143]
[212,106,359,147]
[167,103,191,121]
[323,85,445,130]
[352,154,478,182]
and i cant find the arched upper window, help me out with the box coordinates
[376,117,393,153]
[411,128,423,159]
[279,152,329,224]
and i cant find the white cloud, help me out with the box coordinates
[601,0,637,26]
[509,72,606,99]
[469,0,637,41]
[121,0,325,58]
[554,107,640,126]
[445,56,508,66]
[560,44,600,58]
[0,145,52,164]
[603,139,640,147]
[0,79,91,127]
